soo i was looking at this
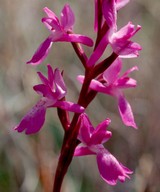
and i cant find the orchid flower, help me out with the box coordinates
[74,113,132,185]
[108,22,141,58]
[14,65,84,134]
[78,58,138,128]
[88,0,141,67]
[27,4,93,65]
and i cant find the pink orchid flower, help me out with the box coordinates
[74,113,132,185]
[27,4,93,65]
[78,58,138,128]
[88,0,141,67]
[108,22,141,58]
[14,65,84,134]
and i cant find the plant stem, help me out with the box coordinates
[53,114,80,192]
[53,72,92,192]
[92,52,118,78]
[71,42,88,69]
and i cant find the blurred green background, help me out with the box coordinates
[0,0,160,191]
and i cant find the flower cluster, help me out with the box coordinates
[14,0,141,189]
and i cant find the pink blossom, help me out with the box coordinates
[88,0,141,67]
[74,113,132,185]
[102,0,141,58]
[27,4,93,65]
[78,58,138,128]
[14,65,84,134]
[108,22,141,58]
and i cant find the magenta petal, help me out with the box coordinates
[103,58,122,84]
[42,17,61,31]
[35,66,67,101]
[74,146,95,156]
[43,7,59,21]
[59,33,93,47]
[118,94,137,128]
[102,0,117,29]
[60,4,75,31]
[47,64,54,85]
[54,68,67,98]
[37,71,49,86]
[27,37,52,65]
[33,84,50,96]
[53,101,84,113]
[33,84,56,102]
[90,118,112,145]
[117,66,138,88]
[77,75,107,93]
[89,79,112,94]
[118,42,142,58]
[97,151,132,185]
[14,100,47,134]
[78,113,94,144]
[113,22,141,40]
[117,77,137,88]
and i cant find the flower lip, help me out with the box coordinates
[97,151,133,185]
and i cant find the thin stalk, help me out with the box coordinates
[53,71,92,192]
[71,42,88,69]
[52,114,80,192]
[91,52,118,78]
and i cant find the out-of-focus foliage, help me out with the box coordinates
[0,0,160,191]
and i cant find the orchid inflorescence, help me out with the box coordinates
[14,0,141,191]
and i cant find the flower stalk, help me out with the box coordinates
[53,68,96,191]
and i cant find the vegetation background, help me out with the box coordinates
[0,0,160,191]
